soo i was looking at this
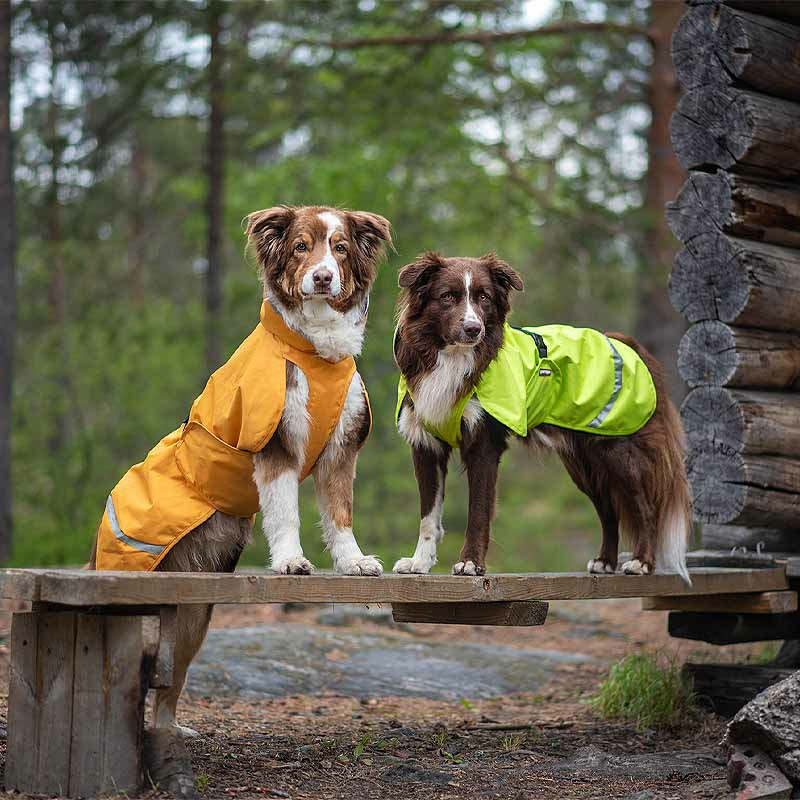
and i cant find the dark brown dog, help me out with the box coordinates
[393,252,691,580]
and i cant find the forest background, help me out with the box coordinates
[0,0,688,572]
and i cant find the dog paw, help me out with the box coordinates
[393,557,433,574]
[587,559,616,574]
[338,555,383,576]
[453,560,484,576]
[162,723,200,739]
[622,558,651,575]
[274,556,315,575]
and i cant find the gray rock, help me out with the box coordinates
[187,623,592,701]
[776,749,800,783]
[315,604,396,628]
[550,745,719,779]
[622,792,658,800]
[727,744,792,799]
[382,764,452,785]
[727,672,800,756]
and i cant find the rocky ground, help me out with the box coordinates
[0,597,782,799]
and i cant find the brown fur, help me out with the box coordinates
[395,253,691,577]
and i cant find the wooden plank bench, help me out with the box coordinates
[0,565,790,798]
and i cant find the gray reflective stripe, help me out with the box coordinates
[588,337,624,429]
[105,495,165,556]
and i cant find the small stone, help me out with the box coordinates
[776,749,800,783]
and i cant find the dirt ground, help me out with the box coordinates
[0,598,778,800]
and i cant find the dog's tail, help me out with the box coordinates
[656,465,692,585]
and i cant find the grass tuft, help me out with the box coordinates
[589,653,695,730]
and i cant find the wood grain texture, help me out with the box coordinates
[642,590,797,614]
[670,87,800,179]
[391,601,548,626]
[0,567,788,605]
[723,0,800,23]
[6,612,77,796]
[673,4,800,99]
[677,322,800,389]
[687,445,800,527]
[682,387,800,455]
[669,235,800,331]
[685,662,795,717]
[666,171,800,249]
[669,610,800,643]
[702,524,800,553]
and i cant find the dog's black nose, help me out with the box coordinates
[463,320,482,339]
[313,269,333,289]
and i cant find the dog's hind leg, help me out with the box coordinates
[153,603,213,737]
[153,512,251,736]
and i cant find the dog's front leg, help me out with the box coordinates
[314,452,382,576]
[255,444,313,574]
[394,440,451,574]
[454,419,507,576]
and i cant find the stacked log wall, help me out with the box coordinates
[668,0,800,553]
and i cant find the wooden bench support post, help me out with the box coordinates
[7,609,161,797]
[392,601,548,626]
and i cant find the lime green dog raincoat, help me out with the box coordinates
[396,324,657,448]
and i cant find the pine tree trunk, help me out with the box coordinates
[46,15,66,455]
[205,0,224,374]
[636,0,687,403]
[0,0,15,562]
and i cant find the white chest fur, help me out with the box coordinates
[411,346,476,427]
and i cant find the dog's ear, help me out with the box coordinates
[398,251,444,290]
[481,253,524,292]
[346,211,393,290]
[245,206,295,267]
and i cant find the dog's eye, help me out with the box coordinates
[478,291,490,302]
[334,243,347,254]
[294,242,307,252]
[440,292,456,303]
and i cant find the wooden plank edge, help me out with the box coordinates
[391,601,548,626]
[642,590,798,614]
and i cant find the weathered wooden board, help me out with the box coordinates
[392,601,548,626]
[682,387,800,456]
[702,524,800,553]
[673,4,800,99]
[670,87,800,179]
[0,567,788,605]
[642,591,797,614]
[685,662,796,717]
[669,611,800,644]
[687,444,800,528]
[669,235,800,332]
[666,172,800,250]
[6,612,77,796]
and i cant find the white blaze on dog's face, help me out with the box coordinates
[245,205,392,313]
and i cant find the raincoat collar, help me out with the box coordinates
[260,299,319,355]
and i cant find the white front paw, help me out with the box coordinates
[587,559,615,574]
[337,555,383,576]
[622,558,651,575]
[453,560,482,576]
[393,557,433,574]
[273,555,315,575]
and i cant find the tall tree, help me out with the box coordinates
[635,0,686,401]
[205,0,225,373]
[0,0,14,561]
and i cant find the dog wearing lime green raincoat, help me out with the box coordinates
[392,252,691,582]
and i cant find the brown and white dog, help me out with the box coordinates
[393,252,691,581]
[90,205,391,736]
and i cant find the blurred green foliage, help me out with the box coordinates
[10,0,653,571]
